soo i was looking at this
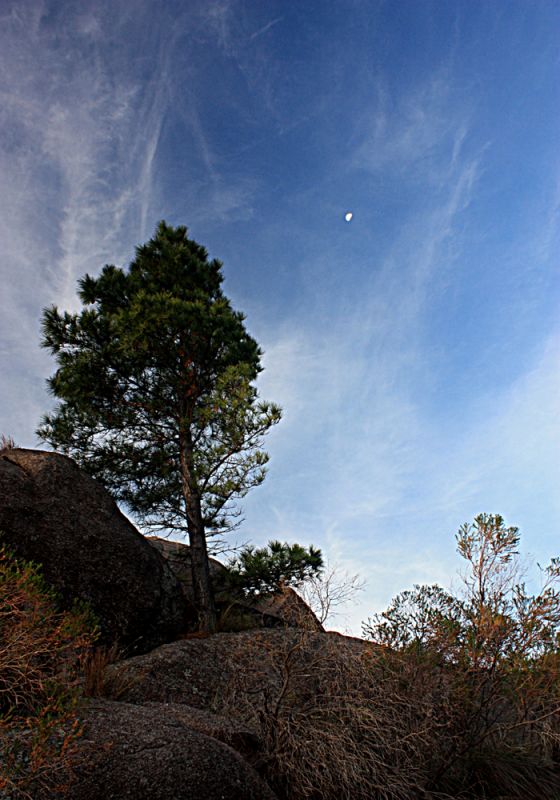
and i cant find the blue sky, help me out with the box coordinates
[1,0,559,632]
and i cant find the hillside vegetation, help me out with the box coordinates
[2,506,559,799]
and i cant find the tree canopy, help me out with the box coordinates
[362,515,560,797]
[226,540,324,598]
[364,513,560,663]
[38,221,281,630]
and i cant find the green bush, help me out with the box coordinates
[363,514,560,798]
[225,540,323,598]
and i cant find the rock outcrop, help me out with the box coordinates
[69,699,277,800]
[1,448,329,799]
[254,585,324,631]
[0,449,190,653]
[141,702,262,765]
[103,629,367,709]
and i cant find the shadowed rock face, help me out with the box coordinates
[148,536,323,631]
[69,699,278,800]
[147,536,227,603]
[0,449,190,654]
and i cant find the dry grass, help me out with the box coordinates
[217,630,560,800]
[81,643,122,697]
[0,545,97,799]
[0,434,16,454]
[81,643,146,700]
[219,632,423,800]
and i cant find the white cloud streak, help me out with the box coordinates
[0,0,259,444]
[249,17,283,41]
[353,74,471,184]
[0,0,170,442]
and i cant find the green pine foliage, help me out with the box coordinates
[37,222,281,538]
[37,222,281,630]
[226,540,324,597]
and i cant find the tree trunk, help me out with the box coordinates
[180,436,217,633]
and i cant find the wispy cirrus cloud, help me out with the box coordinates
[244,70,558,632]
[249,17,283,41]
[1,1,557,639]
[0,0,170,440]
[253,313,560,634]
[0,0,266,445]
[0,0,262,444]
[353,74,475,187]
[249,144,483,535]
[536,168,560,263]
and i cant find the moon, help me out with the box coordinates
[344,212,353,222]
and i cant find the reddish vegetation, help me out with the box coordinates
[0,546,97,798]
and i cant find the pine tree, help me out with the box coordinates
[227,540,324,597]
[38,222,281,631]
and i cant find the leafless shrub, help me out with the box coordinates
[0,434,16,454]
[295,561,365,626]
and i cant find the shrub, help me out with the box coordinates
[225,540,323,597]
[0,544,97,799]
[294,560,365,626]
[363,514,560,798]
